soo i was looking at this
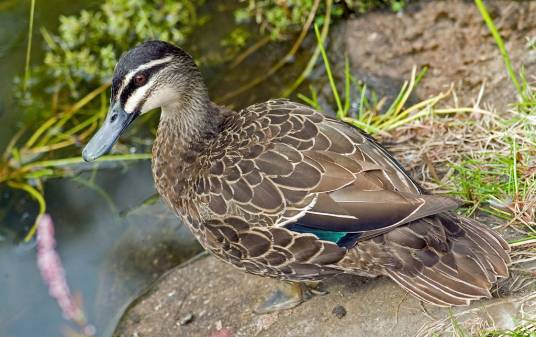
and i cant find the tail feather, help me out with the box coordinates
[387,271,470,306]
[456,218,510,274]
[347,213,510,307]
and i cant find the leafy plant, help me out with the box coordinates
[234,0,405,42]
[234,0,327,41]
[19,0,206,100]
[344,0,406,13]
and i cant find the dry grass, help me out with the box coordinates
[385,88,535,232]
[415,293,536,336]
[373,84,536,336]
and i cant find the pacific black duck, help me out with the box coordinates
[83,40,510,312]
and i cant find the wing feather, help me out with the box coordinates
[207,99,459,239]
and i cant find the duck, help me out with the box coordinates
[82,40,510,313]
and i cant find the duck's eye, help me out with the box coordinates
[134,74,147,86]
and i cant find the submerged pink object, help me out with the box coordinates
[36,214,85,323]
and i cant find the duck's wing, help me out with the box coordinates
[206,99,459,240]
[201,100,509,300]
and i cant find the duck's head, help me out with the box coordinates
[82,40,207,162]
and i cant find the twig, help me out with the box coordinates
[230,35,271,69]
[219,0,322,102]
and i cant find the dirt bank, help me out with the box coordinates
[346,0,536,109]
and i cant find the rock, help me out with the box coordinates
[178,313,194,326]
[332,305,347,319]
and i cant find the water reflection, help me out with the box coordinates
[0,160,201,336]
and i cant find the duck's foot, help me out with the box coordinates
[254,281,328,314]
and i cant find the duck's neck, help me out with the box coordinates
[159,78,216,138]
[152,86,221,212]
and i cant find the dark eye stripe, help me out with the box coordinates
[111,77,122,101]
[116,62,170,108]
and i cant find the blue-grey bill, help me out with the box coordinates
[82,102,138,162]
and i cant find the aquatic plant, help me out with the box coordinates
[1,82,151,241]
[37,214,96,336]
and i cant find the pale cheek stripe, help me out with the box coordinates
[116,56,174,99]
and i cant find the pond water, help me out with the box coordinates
[0,1,312,337]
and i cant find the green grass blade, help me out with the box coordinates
[343,55,351,117]
[314,24,343,119]
[474,0,522,96]
[7,181,46,242]
[23,0,36,91]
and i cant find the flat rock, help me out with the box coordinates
[114,256,535,337]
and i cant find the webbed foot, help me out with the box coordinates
[254,281,328,314]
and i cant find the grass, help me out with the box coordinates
[304,69,534,235]
[419,299,536,336]
[23,0,35,91]
[1,80,151,242]
[474,0,522,97]
[299,25,433,136]
[400,101,535,336]
[389,106,535,225]
[297,13,535,238]
[482,324,536,337]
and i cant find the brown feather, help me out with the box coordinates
[340,212,510,306]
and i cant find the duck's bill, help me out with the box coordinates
[82,102,138,162]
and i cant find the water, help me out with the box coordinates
[0,1,310,337]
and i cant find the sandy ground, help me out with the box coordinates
[114,1,536,336]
